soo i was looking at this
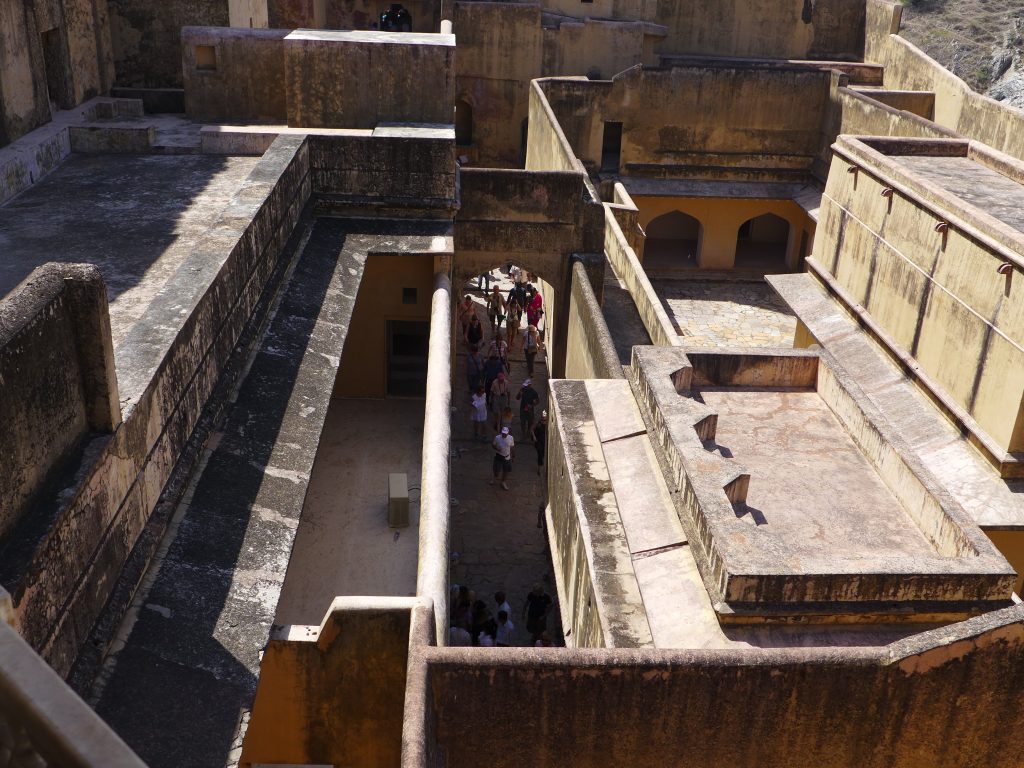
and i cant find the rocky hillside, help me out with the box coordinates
[898,0,1024,108]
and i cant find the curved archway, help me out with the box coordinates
[644,210,702,269]
[735,213,789,270]
[455,99,473,146]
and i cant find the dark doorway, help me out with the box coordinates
[644,210,702,270]
[455,100,473,146]
[601,121,622,172]
[387,320,429,396]
[735,213,790,271]
[41,28,71,110]
[520,118,529,167]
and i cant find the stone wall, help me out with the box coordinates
[285,29,455,129]
[8,135,312,676]
[525,80,583,174]
[0,264,120,544]
[865,0,1024,165]
[603,206,679,348]
[655,0,865,60]
[182,27,289,123]
[814,136,1024,470]
[418,604,1024,768]
[241,597,420,768]
[308,127,456,210]
[815,76,954,180]
[452,1,542,167]
[565,261,624,380]
[538,65,831,181]
[183,27,455,128]
[1,0,114,147]
[547,380,654,648]
[108,0,228,88]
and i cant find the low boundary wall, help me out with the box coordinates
[565,261,624,380]
[603,205,680,349]
[0,264,120,544]
[8,135,312,675]
[411,603,1024,768]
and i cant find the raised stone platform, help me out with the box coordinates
[631,345,1016,620]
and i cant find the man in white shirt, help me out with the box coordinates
[495,610,515,647]
[490,426,515,491]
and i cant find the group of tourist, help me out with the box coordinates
[460,268,549,491]
[449,583,557,647]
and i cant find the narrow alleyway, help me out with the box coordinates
[448,267,563,647]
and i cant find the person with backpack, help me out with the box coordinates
[522,324,543,378]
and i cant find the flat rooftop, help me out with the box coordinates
[898,155,1024,235]
[653,278,796,347]
[0,152,259,387]
[700,386,935,560]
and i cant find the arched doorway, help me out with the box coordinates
[644,210,702,270]
[735,213,789,271]
[455,99,473,146]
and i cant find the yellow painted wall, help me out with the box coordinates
[865,0,1024,166]
[333,253,434,399]
[814,150,1024,456]
[634,196,815,270]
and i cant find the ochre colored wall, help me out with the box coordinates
[241,599,414,768]
[333,253,434,399]
[813,149,1024,456]
[865,0,1024,166]
[635,196,815,270]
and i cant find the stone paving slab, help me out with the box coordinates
[602,433,685,555]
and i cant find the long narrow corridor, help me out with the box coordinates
[448,268,563,646]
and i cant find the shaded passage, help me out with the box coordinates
[448,268,563,647]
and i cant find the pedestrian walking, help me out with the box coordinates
[531,410,548,475]
[470,385,488,441]
[486,285,506,335]
[483,349,504,406]
[495,610,515,647]
[466,345,485,394]
[522,324,542,377]
[517,378,540,442]
[490,426,515,491]
[505,296,522,352]
[489,372,512,430]
[457,294,475,338]
[523,584,553,643]
[465,312,484,350]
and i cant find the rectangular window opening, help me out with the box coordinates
[196,45,217,71]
